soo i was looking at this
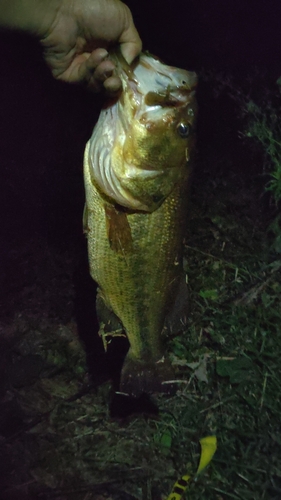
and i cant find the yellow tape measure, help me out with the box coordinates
[166,436,217,500]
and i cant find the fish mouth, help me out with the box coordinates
[111,49,197,109]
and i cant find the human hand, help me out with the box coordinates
[39,0,142,92]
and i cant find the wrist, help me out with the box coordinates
[0,0,60,37]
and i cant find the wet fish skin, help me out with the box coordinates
[83,53,197,396]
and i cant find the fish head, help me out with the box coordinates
[88,52,197,211]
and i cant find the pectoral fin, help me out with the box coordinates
[104,204,133,255]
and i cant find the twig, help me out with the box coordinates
[221,259,281,306]
[185,245,250,274]
[233,273,276,305]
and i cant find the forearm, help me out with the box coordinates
[0,0,59,36]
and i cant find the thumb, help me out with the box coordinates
[119,24,142,64]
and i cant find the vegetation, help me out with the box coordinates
[243,90,281,253]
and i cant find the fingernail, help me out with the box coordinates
[99,49,109,60]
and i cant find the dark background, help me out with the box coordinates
[0,0,280,294]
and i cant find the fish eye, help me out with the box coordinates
[177,123,190,138]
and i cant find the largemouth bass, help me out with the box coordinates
[83,52,197,396]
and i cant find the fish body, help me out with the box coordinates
[83,53,197,396]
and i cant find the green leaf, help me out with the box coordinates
[160,430,172,449]
[155,430,172,456]
[216,357,254,384]
[199,289,219,300]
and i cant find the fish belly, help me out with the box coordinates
[84,143,188,395]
